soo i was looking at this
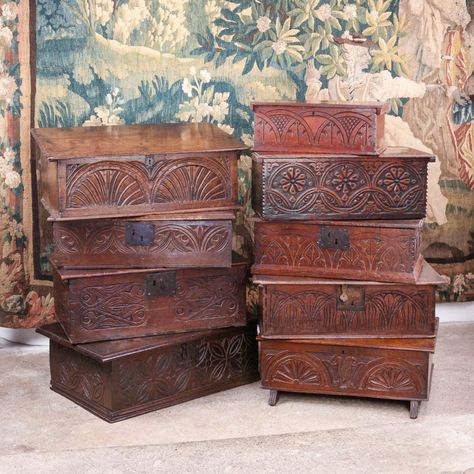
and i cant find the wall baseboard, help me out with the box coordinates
[1,301,473,346]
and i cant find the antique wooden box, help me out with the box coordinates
[251,218,423,283]
[251,101,388,155]
[52,255,248,343]
[252,147,435,220]
[32,123,247,220]
[254,261,444,339]
[37,322,259,422]
[258,332,437,418]
[51,211,234,269]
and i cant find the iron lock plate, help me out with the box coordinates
[318,226,350,251]
[145,272,177,297]
[337,285,365,311]
[125,222,155,246]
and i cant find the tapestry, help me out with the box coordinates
[1,0,474,327]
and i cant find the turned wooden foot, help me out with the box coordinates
[268,390,279,406]
[409,401,421,419]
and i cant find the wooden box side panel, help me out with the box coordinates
[253,106,383,154]
[260,340,430,400]
[252,221,422,283]
[52,219,233,269]
[59,153,238,217]
[59,267,248,343]
[251,159,263,217]
[49,341,113,410]
[255,157,429,220]
[36,143,59,214]
[262,284,436,337]
[111,324,259,414]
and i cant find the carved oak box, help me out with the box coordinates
[251,101,388,155]
[37,322,259,422]
[251,218,423,283]
[51,255,248,344]
[31,123,247,220]
[51,211,234,269]
[258,332,437,419]
[254,261,444,339]
[252,148,435,220]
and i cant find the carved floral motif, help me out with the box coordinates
[259,158,428,219]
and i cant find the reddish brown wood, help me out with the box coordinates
[251,218,423,283]
[32,123,246,220]
[37,322,259,422]
[52,255,248,344]
[51,211,234,269]
[255,261,442,339]
[252,148,434,220]
[258,336,434,411]
[251,101,388,155]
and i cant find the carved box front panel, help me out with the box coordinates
[46,322,258,421]
[260,340,430,400]
[56,152,238,218]
[54,263,247,343]
[261,283,436,337]
[252,104,386,155]
[253,155,430,220]
[114,325,259,411]
[52,218,233,269]
[252,220,422,283]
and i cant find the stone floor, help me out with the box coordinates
[1,323,473,474]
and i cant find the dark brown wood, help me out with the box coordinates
[255,261,442,339]
[51,255,249,344]
[32,123,246,220]
[258,335,435,416]
[37,322,259,422]
[252,148,435,220]
[251,218,423,283]
[51,211,234,269]
[251,101,388,155]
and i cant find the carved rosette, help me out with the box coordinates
[261,158,427,219]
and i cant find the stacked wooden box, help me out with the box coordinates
[32,123,259,422]
[250,102,444,418]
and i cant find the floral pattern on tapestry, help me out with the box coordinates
[0,0,55,328]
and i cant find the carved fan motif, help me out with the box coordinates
[66,165,148,208]
[152,164,227,203]
[266,353,327,386]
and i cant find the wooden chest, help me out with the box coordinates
[254,261,444,339]
[52,255,248,343]
[252,148,434,220]
[251,101,388,155]
[258,333,436,418]
[252,218,423,283]
[51,211,234,269]
[37,322,259,422]
[32,123,246,220]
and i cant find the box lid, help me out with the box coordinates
[249,216,424,230]
[50,252,248,281]
[257,319,438,353]
[251,101,389,114]
[252,146,435,162]
[31,123,248,160]
[252,260,446,286]
[37,321,255,363]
